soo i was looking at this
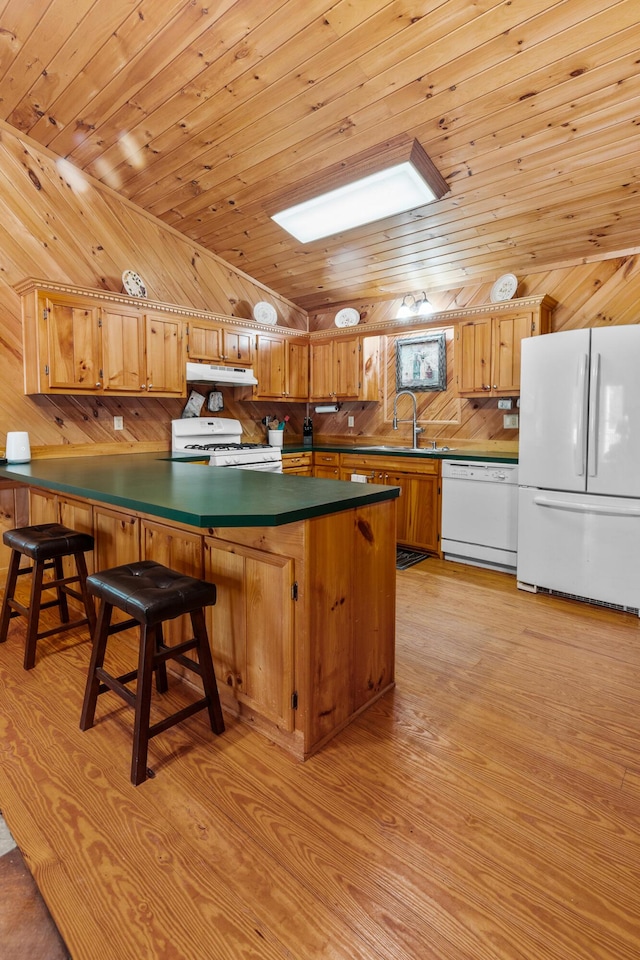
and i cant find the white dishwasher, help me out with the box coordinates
[441,460,519,573]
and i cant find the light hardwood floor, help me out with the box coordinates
[1,559,640,960]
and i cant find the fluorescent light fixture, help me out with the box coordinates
[270,140,449,243]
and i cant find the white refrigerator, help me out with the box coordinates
[517,325,640,612]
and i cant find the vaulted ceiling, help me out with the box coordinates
[1,0,639,311]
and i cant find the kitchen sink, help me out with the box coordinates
[356,445,455,454]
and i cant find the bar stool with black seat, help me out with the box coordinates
[0,523,96,670]
[79,560,225,786]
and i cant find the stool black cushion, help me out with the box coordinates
[3,523,94,560]
[86,560,217,626]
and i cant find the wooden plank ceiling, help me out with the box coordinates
[1,0,639,312]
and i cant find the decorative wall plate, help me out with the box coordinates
[122,270,147,298]
[490,273,518,303]
[253,301,278,324]
[334,307,360,328]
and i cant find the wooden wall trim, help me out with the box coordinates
[15,278,310,338]
[308,295,557,340]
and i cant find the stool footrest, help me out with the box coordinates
[36,616,90,642]
[149,697,211,739]
[155,638,198,663]
[95,667,138,708]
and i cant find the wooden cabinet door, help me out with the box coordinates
[490,314,531,395]
[101,306,145,393]
[385,471,440,553]
[0,483,28,576]
[59,495,95,576]
[333,337,359,399]
[43,295,101,392]
[458,318,492,396]
[285,339,309,399]
[255,334,286,398]
[29,487,59,525]
[142,519,203,645]
[144,314,185,396]
[204,538,295,731]
[309,341,334,399]
[187,321,224,362]
[223,329,253,365]
[93,506,140,570]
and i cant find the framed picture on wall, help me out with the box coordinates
[395,332,446,391]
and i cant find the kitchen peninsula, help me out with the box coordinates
[0,454,398,759]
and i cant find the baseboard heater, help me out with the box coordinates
[517,581,639,616]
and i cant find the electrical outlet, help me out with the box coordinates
[504,414,519,429]
[113,416,124,431]
[347,415,354,427]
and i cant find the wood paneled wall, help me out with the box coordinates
[0,122,639,454]
[309,256,640,448]
[0,122,306,452]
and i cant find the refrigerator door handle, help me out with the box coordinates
[574,353,589,476]
[532,494,640,517]
[587,352,601,477]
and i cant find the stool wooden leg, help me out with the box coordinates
[54,556,70,624]
[0,550,21,643]
[24,560,46,670]
[131,623,156,786]
[80,601,112,730]
[153,623,168,694]
[190,608,225,735]
[74,551,96,633]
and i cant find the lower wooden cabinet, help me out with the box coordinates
[281,451,313,475]
[141,518,204,644]
[21,485,395,760]
[340,454,441,554]
[0,481,29,576]
[313,451,340,478]
[204,537,296,732]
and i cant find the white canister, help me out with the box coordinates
[268,430,284,447]
[6,432,31,463]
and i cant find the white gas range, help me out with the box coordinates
[171,418,283,472]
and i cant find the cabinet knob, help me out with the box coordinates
[140,384,146,390]
[95,382,101,388]
[148,384,153,390]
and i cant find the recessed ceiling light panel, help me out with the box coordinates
[272,161,440,243]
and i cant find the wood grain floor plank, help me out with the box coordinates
[2,561,640,959]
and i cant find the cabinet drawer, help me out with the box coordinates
[341,454,440,476]
[282,452,312,470]
[313,452,340,467]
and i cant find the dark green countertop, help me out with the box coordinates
[282,443,518,463]
[0,453,398,528]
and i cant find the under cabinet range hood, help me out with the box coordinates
[186,362,257,386]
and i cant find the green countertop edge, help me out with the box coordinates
[282,444,518,463]
[0,454,399,529]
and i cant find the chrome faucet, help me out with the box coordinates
[393,389,424,450]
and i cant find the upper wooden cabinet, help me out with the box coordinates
[187,320,254,366]
[310,335,380,402]
[20,284,186,397]
[456,297,555,397]
[239,331,309,401]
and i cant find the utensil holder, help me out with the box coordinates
[268,430,284,447]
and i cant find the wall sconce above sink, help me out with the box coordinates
[395,292,434,320]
